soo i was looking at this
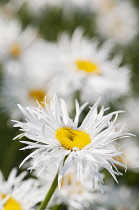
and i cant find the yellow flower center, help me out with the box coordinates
[55,127,91,150]
[9,43,22,57]
[1,194,22,210]
[28,89,46,106]
[76,60,100,74]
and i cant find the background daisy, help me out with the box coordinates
[0,168,43,210]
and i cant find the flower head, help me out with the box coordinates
[0,169,43,210]
[0,17,37,76]
[55,29,130,104]
[13,95,132,191]
[1,40,57,120]
[95,0,138,45]
[35,165,106,210]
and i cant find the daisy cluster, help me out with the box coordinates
[0,0,139,209]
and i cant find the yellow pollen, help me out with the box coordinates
[55,127,91,150]
[9,43,22,57]
[28,89,46,107]
[1,194,22,210]
[76,60,100,74]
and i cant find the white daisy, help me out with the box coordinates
[0,168,43,210]
[13,94,132,191]
[95,0,138,45]
[1,39,75,120]
[55,29,130,104]
[32,163,106,210]
[1,64,54,120]
[0,17,37,76]
[52,168,106,210]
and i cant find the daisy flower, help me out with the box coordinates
[1,39,75,120]
[0,168,43,210]
[95,0,138,45]
[32,163,106,210]
[55,29,130,104]
[0,17,37,76]
[52,168,106,209]
[13,94,131,191]
[1,64,54,120]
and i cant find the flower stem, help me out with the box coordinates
[38,172,58,210]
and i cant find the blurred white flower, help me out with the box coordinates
[13,95,131,191]
[55,29,130,104]
[0,168,43,210]
[95,0,138,45]
[1,65,54,120]
[1,39,75,119]
[0,17,37,76]
[53,169,106,210]
[36,166,106,210]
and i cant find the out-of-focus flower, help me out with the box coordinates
[55,29,130,104]
[0,17,37,76]
[54,169,106,209]
[95,0,138,45]
[36,166,106,210]
[0,168,43,210]
[13,95,131,191]
[1,64,53,119]
[1,39,75,119]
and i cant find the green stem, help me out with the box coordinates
[38,172,58,210]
